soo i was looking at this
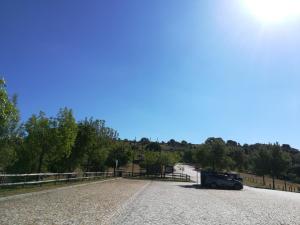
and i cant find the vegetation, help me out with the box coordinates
[0,79,178,174]
[184,139,299,189]
[1,78,300,190]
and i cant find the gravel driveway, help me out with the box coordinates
[112,181,300,225]
[1,178,300,225]
[0,178,149,225]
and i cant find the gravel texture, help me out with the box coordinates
[2,173,300,225]
[0,178,149,225]
[112,181,300,225]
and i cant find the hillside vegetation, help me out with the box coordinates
[1,78,300,190]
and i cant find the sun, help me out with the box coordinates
[244,0,300,24]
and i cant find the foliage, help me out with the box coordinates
[0,78,20,171]
[106,143,130,169]
[23,112,56,173]
[251,146,271,177]
[0,77,300,188]
[145,142,161,152]
[68,118,118,171]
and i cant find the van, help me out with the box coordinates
[201,170,243,190]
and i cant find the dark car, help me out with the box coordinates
[201,170,243,190]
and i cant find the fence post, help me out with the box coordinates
[23,175,26,188]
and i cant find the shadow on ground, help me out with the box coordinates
[178,184,243,191]
[178,184,203,189]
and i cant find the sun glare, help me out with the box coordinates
[244,0,300,24]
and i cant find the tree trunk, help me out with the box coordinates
[37,150,45,182]
[262,175,265,185]
[284,177,287,191]
[272,174,275,190]
[37,151,45,174]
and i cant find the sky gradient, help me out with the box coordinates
[1,0,300,148]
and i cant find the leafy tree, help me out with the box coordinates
[139,137,150,145]
[291,153,300,182]
[106,143,130,173]
[20,108,78,173]
[145,142,161,152]
[251,146,271,185]
[141,150,180,174]
[183,150,193,163]
[193,144,210,168]
[0,78,19,138]
[24,112,56,173]
[47,108,77,172]
[269,144,291,189]
[226,140,238,147]
[167,139,177,147]
[0,78,20,171]
[205,137,229,171]
[69,118,117,171]
[181,140,188,146]
[228,145,246,171]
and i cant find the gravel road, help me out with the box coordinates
[1,176,300,225]
[0,178,149,225]
[112,181,300,225]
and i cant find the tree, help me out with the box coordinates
[226,140,238,147]
[142,151,160,174]
[69,118,118,171]
[269,144,291,189]
[0,78,19,138]
[291,153,300,182]
[205,137,229,171]
[141,150,180,175]
[251,146,271,185]
[193,144,210,168]
[20,108,78,173]
[167,139,177,147]
[0,78,20,171]
[181,140,188,146]
[47,108,78,172]
[145,142,161,152]
[139,137,150,145]
[183,150,193,163]
[228,145,246,171]
[106,143,130,174]
[24,112,56,173]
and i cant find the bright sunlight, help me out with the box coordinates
[244,0,300,24]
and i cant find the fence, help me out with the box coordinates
[122,172,191,182]
[240,173,300,193]
[0,172,114,188]
[0,171,191,188]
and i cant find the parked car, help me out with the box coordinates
[201,170,243,190]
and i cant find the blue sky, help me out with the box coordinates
[1,0,300,148]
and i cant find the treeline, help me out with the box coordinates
[180,138,300,188]
[1,78,300,188]
[0,79,179,174]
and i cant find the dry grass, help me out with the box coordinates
[240,173,300,192]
